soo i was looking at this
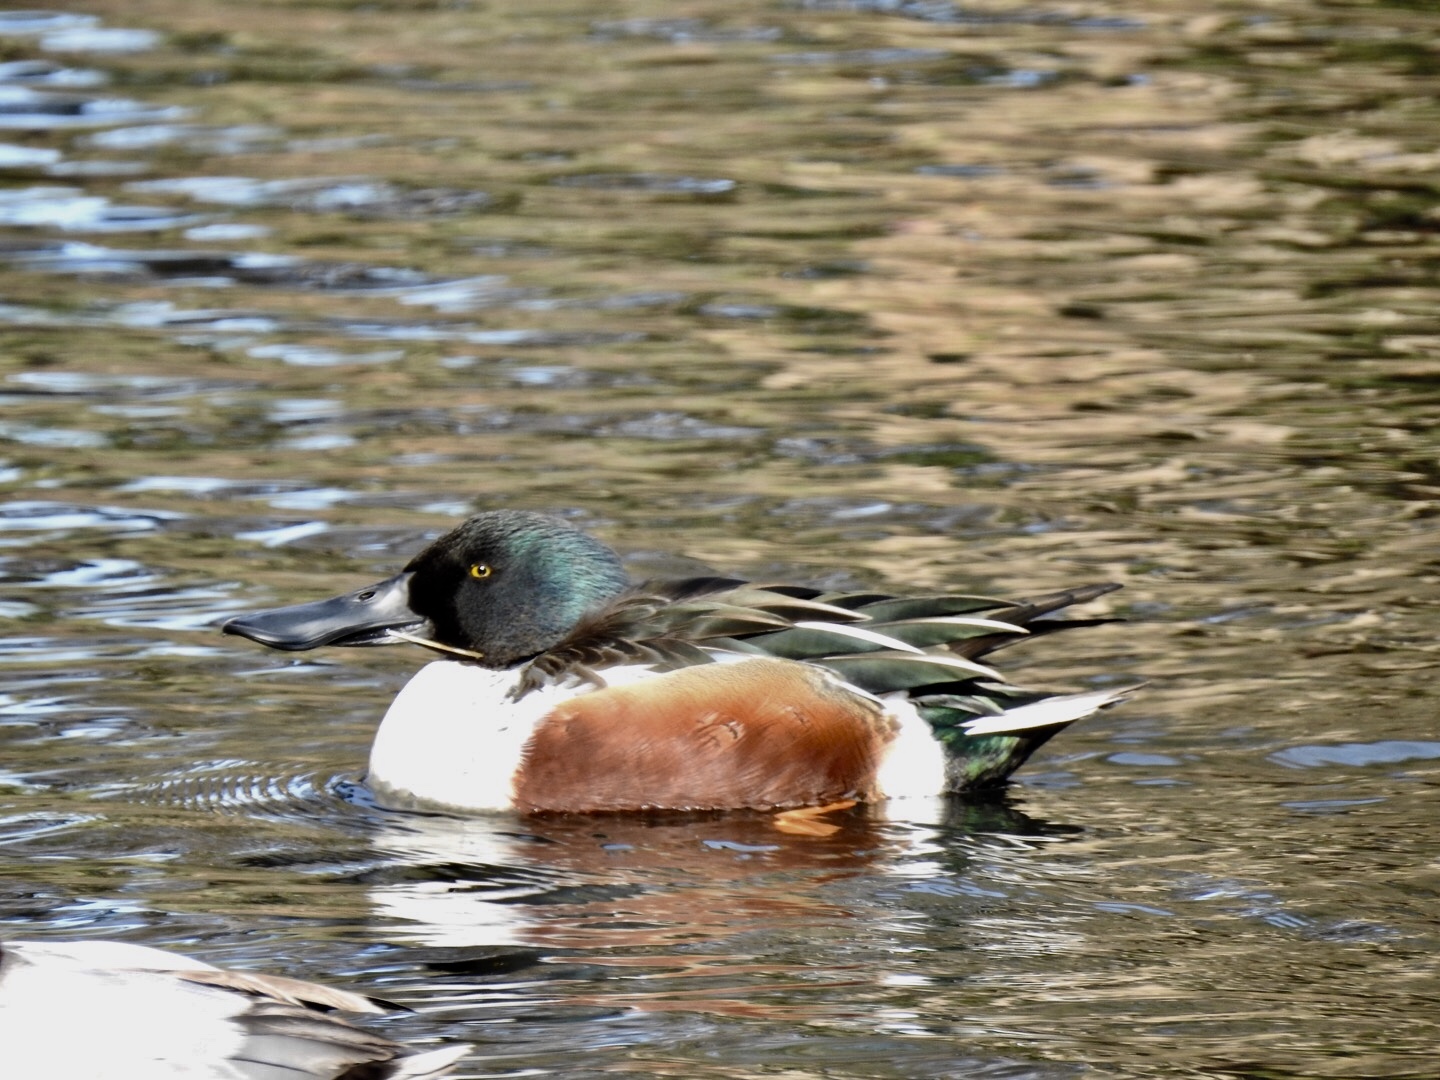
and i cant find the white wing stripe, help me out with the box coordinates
[790,620,925,654]
[961,688,1129,736]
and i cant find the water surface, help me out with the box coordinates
[2,2,1439,1077]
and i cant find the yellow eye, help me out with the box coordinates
[469,563,492,579]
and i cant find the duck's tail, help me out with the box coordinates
[933,683,1138,790]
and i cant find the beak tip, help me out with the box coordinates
[221,612,314,650]
[221,571,420,651]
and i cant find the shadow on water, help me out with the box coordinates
[2,0,1440,1076]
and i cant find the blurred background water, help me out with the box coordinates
[2,1,1439,1076]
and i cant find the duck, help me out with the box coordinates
[223,509,1131,814]
[0,938,467,1079]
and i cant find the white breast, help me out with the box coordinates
[366,661,533,811]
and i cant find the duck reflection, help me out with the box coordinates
[358,798,1060,953]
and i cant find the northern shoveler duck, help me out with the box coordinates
[224,510,1130,814]
[0,939,466,1079]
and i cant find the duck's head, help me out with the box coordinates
[222,510,631,667]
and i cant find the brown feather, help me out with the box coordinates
[513,658,897,813]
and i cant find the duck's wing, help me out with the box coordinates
[514,576,870,693]
[518,577,1122,700]
[724,580,1120,681]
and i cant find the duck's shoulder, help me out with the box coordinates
[512,576,856,694]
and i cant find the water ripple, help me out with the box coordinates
[129,764,338,816]
[0,84,183,130]
[1271,740,1440,769]
[0,501,184,532]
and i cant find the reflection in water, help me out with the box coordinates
[1,0,1440,1076]
[366,807,925,951]
[373,823,894,1032]
[364,801,1094,1057]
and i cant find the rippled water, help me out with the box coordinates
[3,2,1440,1077]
